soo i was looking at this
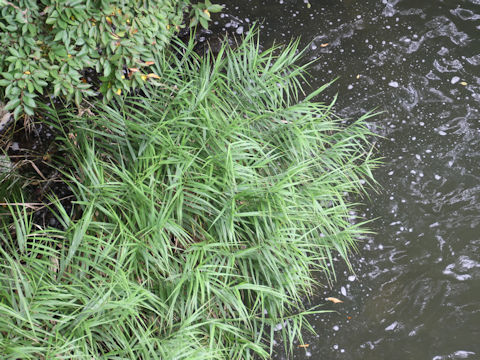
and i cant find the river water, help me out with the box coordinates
[215,0,480,358]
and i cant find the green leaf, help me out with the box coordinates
[199,17,209,29]
[23,104,34,116]
[13,105,22,120]
[57,18,67,29]
[104,61,111,77]
[27,81,35,93]
[208,4,223,12]
[1,72,14,80]
[53,83,61,97]
[54,30,66,42]
[6,86,21,97]
[75,89,82,105]
[5,98,21,111]
[23,95,36,108]
[8,48,19,57]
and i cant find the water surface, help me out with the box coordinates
[216,0,480,358]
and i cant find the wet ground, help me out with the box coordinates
[1,119,73,228]
[213,0,480,359]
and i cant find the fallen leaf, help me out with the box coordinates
[298,344,309,348]
[128,68,139,73]
[141,75,147,81]
[356,74,361,79]
[326,297,343,304]
[146,73,161,79]
[460,81,467,86]
[320,43,329,47]
[144,61,155,66]
[347,316,352,320]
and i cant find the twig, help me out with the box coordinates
[0,202,43,209]
[0,195,75,213]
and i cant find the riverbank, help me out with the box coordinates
[0,11,378,359]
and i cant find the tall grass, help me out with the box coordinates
[0,32,378,359]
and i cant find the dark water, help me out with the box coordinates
[216,1,480,358]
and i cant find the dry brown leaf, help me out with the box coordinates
[320,43,329,47]
[298,344,310,348]
[144,61,155,66]
[326,297,343,303]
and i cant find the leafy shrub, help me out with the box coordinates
[0,33,378,358]
[0,0,221,119]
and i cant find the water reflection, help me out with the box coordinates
[218,0,479,358]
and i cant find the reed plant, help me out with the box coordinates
[0,32,378,359]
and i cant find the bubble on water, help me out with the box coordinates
[433,351,477,360]
[451,76,460,84]
[348,275,356,282]
[435,174,442,180]
[333,344,339,350]
[388,81,399,88]
[333,325,340,331]
[341,286,347,296]
[442,256,480,281]
[385,321,399,331]
[438,130,447,135]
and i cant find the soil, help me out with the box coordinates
[1,118,74,228]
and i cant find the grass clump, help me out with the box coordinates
[0,33,378,359]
